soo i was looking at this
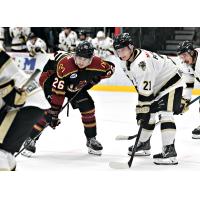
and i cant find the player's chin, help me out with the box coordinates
[120,56,128,61]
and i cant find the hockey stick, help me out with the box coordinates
[109,124,143,169]
[115,121,159,141]
[115,96,200,141]
[21,69,41,89]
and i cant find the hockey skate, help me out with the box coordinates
[86,137,103,156]
[128,137,151,156]
[0,149,16,171]
[153,143,178,165]
[192,125,200,139]
[21,137,36,157]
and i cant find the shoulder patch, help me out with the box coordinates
[70,73,78,79]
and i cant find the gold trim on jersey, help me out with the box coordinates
[167,90,175,112]
[0,110,18,143]
[33,124,43,132]
[52,88,65,95]
[85,68,106,73]
[83,122,96,128]
[81,108,95,115]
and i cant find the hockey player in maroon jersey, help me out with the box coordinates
[21,41,115,157]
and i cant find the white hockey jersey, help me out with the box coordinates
[0,28,4,50]
[0,49,50,110]
[120,49,185,105]
[177,48,200,100]
[58,30,77,51]
[92,37,114,59]
[26,37,47,57]
[9,27,31,51]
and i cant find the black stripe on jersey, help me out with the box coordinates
[142,123,155,131]
[160,73,181,93]
[43,59,56,72]
[161,122,176,130]
[196,77,200,83]
[186,82,194,88]
[138,93,154,103]
[0,50,10,70]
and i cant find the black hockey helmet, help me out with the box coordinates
[79,30,87,37]
[75,41,94,58]
[28,32,36,40]
[113,33,134,50]
[177,40,194,55]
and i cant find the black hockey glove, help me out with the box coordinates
[175,98,190,115]
[35,47,41,53]
[45,107,61,129]
[136,105,151,125]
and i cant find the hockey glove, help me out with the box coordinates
[45,107,61,129]
[67,80,87,92]
[0,79,27,108]
[35,47,41,53]
[176,98,190,114]
[136,105,151,125]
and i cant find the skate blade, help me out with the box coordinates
[88,148,102,156]
[153,157,178,165]
[128,150,151,157]
[21,150,34,158]
[192,134,200,139]
[109,161,129,169]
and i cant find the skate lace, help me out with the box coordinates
[90,138,100,146]
[25,138,35,147]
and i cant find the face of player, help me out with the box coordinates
[179,52,193,65]
[116,46,132,61]
[79,35,86,41]
[74,56,92,69]
[30,38,37,45]
[64,28,71,35]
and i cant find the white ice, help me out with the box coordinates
[6,91,200,200]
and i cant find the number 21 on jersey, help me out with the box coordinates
[143,81,151,90]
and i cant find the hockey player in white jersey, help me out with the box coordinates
[0,49,50,170]
[92,31,114,59]
[58,27,77,52]
[75,30,92,46]
[0,28,5,50]
[177,40,200,139]
[26,32,47,57]
[9,27,31,52]
[113,33,185,165]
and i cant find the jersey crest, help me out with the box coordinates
[138,61,146,71]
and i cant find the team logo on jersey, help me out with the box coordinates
[70,73,78,79]
[138,61,146,71]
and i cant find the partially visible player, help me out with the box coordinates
[0,49,50,170]
[113,33,185,165]
[92,31,114,59]
[177,40,200,139]
[26,32,47,57]
[58,27,77,52]
[9,27,30,52]
[21,41,115,157]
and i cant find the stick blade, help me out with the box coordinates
[115,135,129,140]
[109,161,130,169]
